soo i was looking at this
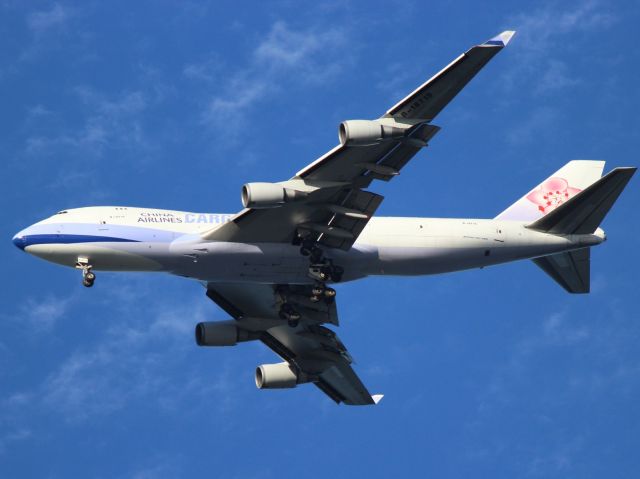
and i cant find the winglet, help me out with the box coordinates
[483,30,516,47]
[372,394,384,405]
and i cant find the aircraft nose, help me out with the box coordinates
[12,232,27,250]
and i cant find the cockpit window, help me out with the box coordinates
[56,210,68,215]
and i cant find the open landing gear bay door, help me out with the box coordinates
[205,282,381,405]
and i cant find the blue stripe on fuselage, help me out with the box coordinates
[19,223,177,243]
[22,234,140,247]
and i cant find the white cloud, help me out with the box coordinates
[505,106,557,145]
[17,293,74,332]
[24,88,153,178]
[534,59,580,94]
[199,21,349,136]
[503,1,617,95]
[464,300,640,473]
[254,21,345,72]
[509,0,616,53]
[35,279,240,422]
[183,55,223,83]
[0,428,31,454]
[27,3,70,34]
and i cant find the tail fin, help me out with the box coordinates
[530,166,635,294]
[495,160,605,221]
[533,248,590,294]
[527,167,636,234]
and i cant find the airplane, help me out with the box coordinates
[12,31,636,406]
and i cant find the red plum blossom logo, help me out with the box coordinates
[526,177,581,214]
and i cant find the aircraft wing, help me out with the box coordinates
[202,31,515,250]
[205,282,382,405]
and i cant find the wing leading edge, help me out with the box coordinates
[384,31,515,121]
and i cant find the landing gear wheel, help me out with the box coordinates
[85,272,96,282]
[324,287,336,298]
[319,265,333,282]
[287,318,300,328]
[330,265,344,283]
[310,247,323,264]
[310,295,321,303]
[311,285,324,296]
[82,277,94,288]
[299,239,314,257]
[279,304,301,327]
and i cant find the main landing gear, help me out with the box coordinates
[295,233,344,309]
[76,257,95,288]
[281,234,346,328]
[296,235,344,283]
[309,284,336,303]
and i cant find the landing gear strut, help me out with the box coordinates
[308,262,343,283]
[292,232,345,320]
[76,257,95,288]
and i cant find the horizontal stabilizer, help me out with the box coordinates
[533,248,590,294]
[527,167,636,234]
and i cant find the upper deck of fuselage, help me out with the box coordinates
[12,206,234,249]
[31,206,233,234]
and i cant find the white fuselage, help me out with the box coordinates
[13,206,605,284]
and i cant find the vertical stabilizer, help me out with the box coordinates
[495,160,605,221]
[527,167,636,234]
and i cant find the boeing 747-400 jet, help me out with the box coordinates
[13,31,635,405]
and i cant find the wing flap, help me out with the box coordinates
[318,189,383,250]
[203,283,378,405]
[265,324,376,406]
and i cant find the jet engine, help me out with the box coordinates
[195,320,250,346]
[241,182,306,209]
[338,120,406,147]
[255,362,298,389]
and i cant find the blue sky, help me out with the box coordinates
[2,1,639,477]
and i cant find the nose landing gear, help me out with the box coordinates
[76,258,95,288]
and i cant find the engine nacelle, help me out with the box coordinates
[339,120,406,147]
[195,320,249,346]
[255,362,298,389]
[241,182,305,209]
